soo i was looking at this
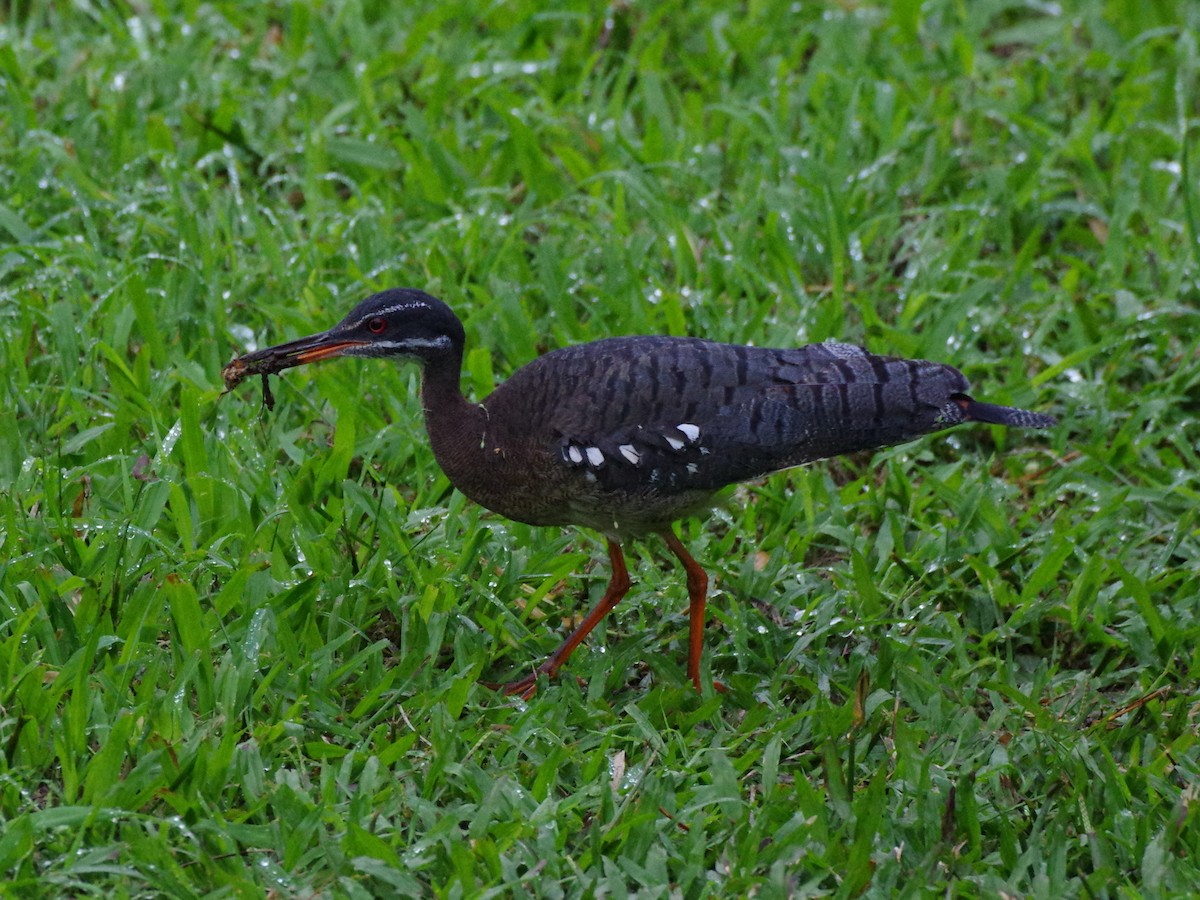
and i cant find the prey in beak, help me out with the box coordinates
[221,330,369,410]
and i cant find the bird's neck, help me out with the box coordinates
[419,353,489,487]
[418,353,555,525]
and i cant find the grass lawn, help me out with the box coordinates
[2,0,1198,895]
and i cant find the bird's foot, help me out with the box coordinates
[480,666,563,700]
[688,669,728,695]
[486,664,725,699]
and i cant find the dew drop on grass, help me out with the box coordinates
[160,419,182,459]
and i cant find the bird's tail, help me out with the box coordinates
[953,394,1057,428]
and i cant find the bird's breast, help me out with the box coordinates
[432,416,717,536]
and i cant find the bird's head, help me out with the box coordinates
[237,288,465,372]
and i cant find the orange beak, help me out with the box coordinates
[234,332,369,373]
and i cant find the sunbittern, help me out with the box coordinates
[224,289,1055,697]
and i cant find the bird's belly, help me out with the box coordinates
[557,485,718,537]
[450,462,715,538]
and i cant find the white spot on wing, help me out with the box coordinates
[568,445,583,464]
[665,436,685,451]
[618,444,640,465]
[678,423,701,442]
[586,447,604,467]
[686,463,699,474]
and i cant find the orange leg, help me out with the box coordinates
[659,529,710,692]
[495,538,631,699]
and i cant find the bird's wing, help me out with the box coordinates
[501,337,974,494]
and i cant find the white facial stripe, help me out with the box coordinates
[369,336,451,351]
[353,301,427,327]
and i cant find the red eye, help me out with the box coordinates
[368,317,386,334]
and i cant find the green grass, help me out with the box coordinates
[2,0,1198,895]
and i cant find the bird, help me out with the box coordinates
[225,288,1056,697]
